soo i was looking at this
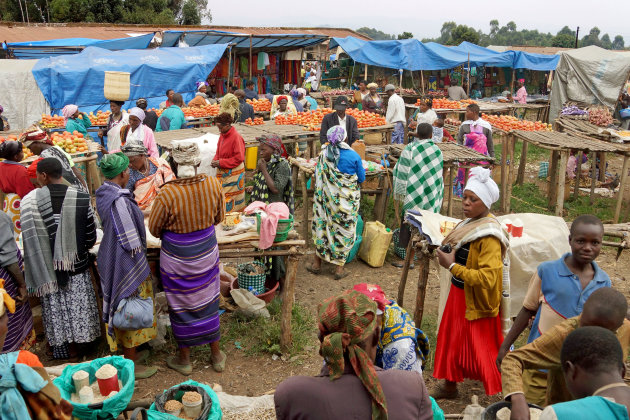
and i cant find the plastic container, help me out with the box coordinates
[358,221,393,268]
[72,370,90,392]
[164,400,183,417]
[182,392,203,418]
[79,386,94,404]
[512,219,523,237]
[95,365,119,397]
[245,146,258,170]
[256,213,294,242]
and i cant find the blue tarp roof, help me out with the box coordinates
[329,37,559,71]
[32,43,228,113]
[161,30,327,50]
[6,34,155,59]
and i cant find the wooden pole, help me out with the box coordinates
[507,134,516,212]
[614,155,630,223]
[227,46,233,90]
[413,244,432,328]
[573,150,583,200]
[421,70,425,95]
[510,69,516,95]
[598,152,606,182]
[364,64,368,80]
[516,140,528,185]
[399,69,403,89]
[397,236,416,306]
[548,150,559,208]
[556,151,568,216]
[249,35,253,81]
[466,53,470,96]
[590,152,597,204]
[280,254,299,352]
[300,171,309,246]
[500,134,509,212]
[447,166,454,217]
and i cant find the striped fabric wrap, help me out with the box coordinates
[160,226,221,348]
[216,163,246,212]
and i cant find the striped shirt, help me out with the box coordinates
[148,174,225,236]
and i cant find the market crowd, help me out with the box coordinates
[0,78,628,420]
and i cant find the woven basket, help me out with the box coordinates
[237,261,267,295]
[104,71,130,101]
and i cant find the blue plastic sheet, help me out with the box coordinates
[512,51,559,70]
[32,44,228,113]
[162,30,327,50]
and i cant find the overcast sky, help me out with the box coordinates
[208,0,630,45]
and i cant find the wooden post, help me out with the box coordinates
[614,155,630,223]
[507,134,516,212]
[248,35,253,81]
[516,140,528,185]
[510,69,516,95]
[227,46,233,88]
[300,171,310,245]
[446,166,454,217]
[364,64,368,80]
[590,152,597,204]
[556,151,568,216]
[466,53,470,96]
[413,244,432,328]
[397,236,416,306]
[548,150,559,208]
[573,150,583,200]
[421,70,425,95]
[280,253,299,352]
[399,69,403,88]
[500,134,509,212]
[598,152,606,182]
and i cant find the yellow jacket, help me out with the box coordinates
[450,235,503,321]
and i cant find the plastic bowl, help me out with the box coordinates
[481,401,543,420]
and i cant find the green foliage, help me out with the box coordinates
[356,27,395,40]
[451,24,480,45]
[552,34,575,48]
[613,35,625,50]
[398,32,414,40]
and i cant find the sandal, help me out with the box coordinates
[134,349,150,364]
[135,365,158,379]
[306,264,321,275]
[430,384,459,400]
[166,356,192,376]
[391,261,415,269]
[212,350,227,373]
[333,271,349,280]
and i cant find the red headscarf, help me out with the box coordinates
[27,158,43,180]
[276,95,288,104]
[352,284,390,312]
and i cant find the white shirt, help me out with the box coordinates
[416,109,438,126]
[386,93,406,125]
[338,114,347,128]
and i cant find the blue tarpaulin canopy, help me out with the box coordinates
[425,42,515,68]
[512,51,560,70]
[161,30,327,51]
[6,34,155,59]
[32,43,228,113]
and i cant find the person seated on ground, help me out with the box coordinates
[244,80,258,100]
[307,126,364,280]
[447,80,468,101]
[470,83,483,100]
[121,143,175,215]
[392,123,443,268]
[136,98,158,131]
[234,89,255,123]
[319,96,360,146]
[458,103,494,157]
[271,96,297,120]
[432,119,454,143]
[188,81,211,108]
[115,107,159,158]
[156,93,186,132]
[274,290,434,420]
[497,214,610,406]
[501,288,630,419]
[540,326,630,420]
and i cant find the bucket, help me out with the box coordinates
[245,147,258,170]
[104,71,130,102]
[94,364,119,397]
[358,221,393,268]
[72,370,90,392]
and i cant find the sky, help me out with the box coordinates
[206,0,630,45]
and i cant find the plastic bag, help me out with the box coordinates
[147,380,222,420]
[112,296,154,330]
[53,356,134,420]
[230,288,270,319]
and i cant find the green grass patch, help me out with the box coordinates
[494,140,550,165]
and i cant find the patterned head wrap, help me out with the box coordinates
[277,95,288,104]
[367,82,378,89]
[100,152,130,179]
[61,104,78,121]
[353,284,390,313]
[19,124,52,146]
[27,158,43,179]
[297,88,307,97]
[325,125,349,165]
[289,88,299,99]
[257,134,283,155]
[197,81,208,91]
[219,93,241,119]
[318,291,387,420]
[121,142,148,157]
[135,98,148,108]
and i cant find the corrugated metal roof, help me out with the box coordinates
[0,22,370,43]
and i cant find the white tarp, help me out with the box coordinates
[0,59,50,131]
[550,46,630,121]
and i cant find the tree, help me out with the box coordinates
[50,0,90,22]
[557,26,575,36]
[489,20,499,36]
[552,34,575,48]
[600,34,612,49]
[450,24,480,45]
[506,21,517,32]
[356,27,395,40]
[612,35,625,50]
[397,32,413,40]
[438,21,457,44]
[179,0,199,25]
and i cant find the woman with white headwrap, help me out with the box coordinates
[432,166,510,399]
[188,81,213,107]
[116,107,159,158]
[296,88,311,111]
[62,104,93,140]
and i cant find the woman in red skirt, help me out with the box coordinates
[433,166,509,398]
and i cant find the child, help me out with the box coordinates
[432,118,455,143]
[497,214,610,405]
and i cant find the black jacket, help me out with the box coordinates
[319,112,360,146]
[238,100,255,123]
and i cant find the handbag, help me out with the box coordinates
[112,296,154,331]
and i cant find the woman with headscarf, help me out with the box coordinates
[211,112,246,212]
[432,166,509,398]
[136,98,158,131]
[149,142,226,375]
[97,100,129,152]
[62,105,92,140]
[275,290,434,420]
[20,158,100,360]
[308,126,365,280]
[0,141,34,241]
[362,83,384,115]
[271,96,297,120]
[117,107,159,158]
[0,105,9,131]
[96,153,158,379]
[0,210,35,353]
[188,81,212,108]
[409,98,438,131]
[289,88,304,112]
[121,143,175,215]
[296,88,311,111]
[21,125,88,193]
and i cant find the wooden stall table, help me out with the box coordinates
[254,111,271,120]
[508,102,550,122]
[146,230,306,352]
[185,116,215,128]
[509,130,629,221]
[288,156,390,244]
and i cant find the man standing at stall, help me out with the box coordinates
[385,84,406,145]
[319,97,360,146]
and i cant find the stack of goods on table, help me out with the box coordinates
[396,88,417,95]
[40,111,111,128]
[247,98,272,112]
[276,108,386,130]
[426,89,448,98]
[50,131,93,155]
[244,117,264,126]
[482,114,553,132]
[421,98,477,109]
[560,104,614,127]
[321,89,355,97]
[180,104,220,119]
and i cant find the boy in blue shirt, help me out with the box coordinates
[497,214,610,405]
